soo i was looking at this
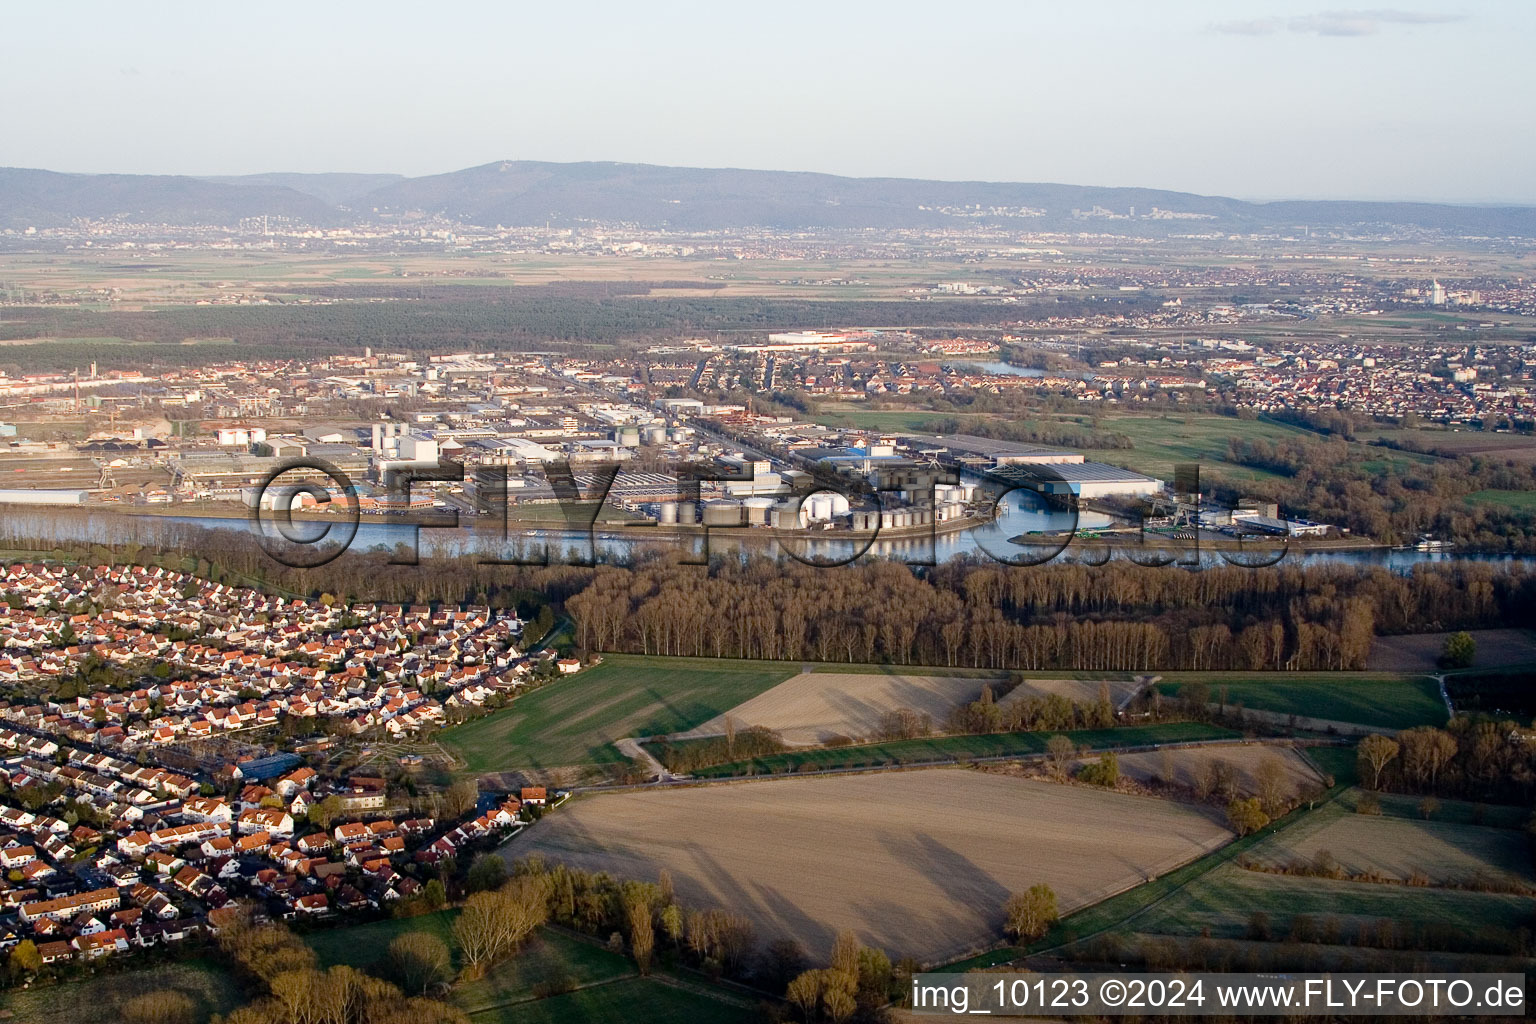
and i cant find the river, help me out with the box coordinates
[0,505,1527,573]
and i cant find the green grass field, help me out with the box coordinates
[1334,787,1528,828]
[308,913,641,1015]
[1155,673,1446,730]
[678,720,1239,777]
[1132,854,1535,942]
[453,934,634,1014]
[1466,489,1536,511]
[813,408,955,432]
[467,976,755,1024]
[307,908,463,969]
[1303,743,1360,786]
[439,655,796,772]
[0,957,244,1024]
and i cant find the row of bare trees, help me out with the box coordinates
[566,556,1535,671]
[1358,718,1536,801]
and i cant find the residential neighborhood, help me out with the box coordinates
[0,561,578,967]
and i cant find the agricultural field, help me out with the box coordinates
[1245,802,1535,890]
[1367,628,1536,672]
[1357,424,1536,465]
[512,769,1233,963]
[0,957,244,1024]
[438,656,795,775]
[999,676,1146,710]
[1129,852,1535,944]
[1111,744,1323,799]
[678,721,1239,777]
[676,672,1146,746]
[675,671,1006,745]
[1155,673,1447,731]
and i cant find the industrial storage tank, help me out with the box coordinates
[702,500,743,527]
[743,497,775,525]
[806,494,834,522]
[643,425,669,444]
[769,502,797,530]
[615,426,641,447]
[657,501,679,525]
[851,510,879,531]
[668,427,692,442]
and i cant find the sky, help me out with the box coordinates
[3,1,1532,203]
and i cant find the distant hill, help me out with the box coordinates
[198,172,406,207]
[0,168,340,229]
[5,160,1536,236]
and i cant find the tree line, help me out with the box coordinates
[1357,719,1536,803]
[567,555,1536,672]
[1222,434,1536,550]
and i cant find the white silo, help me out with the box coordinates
[677,501,697,524]
[744,497,775,526]
[658,501,679,525]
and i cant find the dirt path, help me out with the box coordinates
[614,736,669,779]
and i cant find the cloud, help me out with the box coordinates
[1212,9,1467,37]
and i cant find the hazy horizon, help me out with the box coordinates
[10,159,1536,209]
[5,0,1534,204]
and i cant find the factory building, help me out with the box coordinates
[990,463,1162,500]
[0,488,89,506]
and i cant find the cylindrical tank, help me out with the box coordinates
[807,494,833,521]
[616,426,641,447]
[881,510,897,529]
[643,425,668,444]
[702,500,743,527]
[669,427,691,442]
[743,497,775,526]
[828,494,851,517]
[677,501,697,524]
[658,501,678,525]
